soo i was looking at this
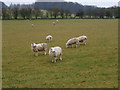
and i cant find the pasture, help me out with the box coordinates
[2,19,118,88]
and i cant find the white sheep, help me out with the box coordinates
[56,20,59,23]
[66,37,79,48]
[31,43,47,56]
[46,35,53,42]
[52,22,56,25]
[77,35,87,45]
[32,24,34,27]
[49,46,62,63]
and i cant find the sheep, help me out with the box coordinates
[56,20,59,23]
[77,35,87,45]
[66,37,79,48]
[32,24,34,27]
[52,22,56,25]
[49,46,62,63]
[46,35,53,42]
[31,43,47,56]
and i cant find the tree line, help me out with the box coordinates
[2,5,120,20]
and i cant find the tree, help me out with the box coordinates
[46,11,49,18]
[26,8,32,19]
[12,7,19,19]
[52,8,60,18]
[98,8,105,18]
[65,10,71,19]
[32,9,40,19]
[39,10,44,18]
[48,8,53,18]
[111,6,120,18]
[2,8,7,19]
[20,8,32,19]
[59,8,64,19]
[93,9,100,18]
[116,7,120,18]
[76,9,84,18]
[20,8,26,19]
[2,8,12,19]
[105,9,112,18]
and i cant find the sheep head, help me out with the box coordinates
[31,43,36,48]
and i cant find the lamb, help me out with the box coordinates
[32,24,34,27]
[31,43,47,56]
[49,46,62,63]
[56,20,59,23]
[46,35,53,42]
[77,35,87,45]
[52,22,56,25]
[66,37,79,48]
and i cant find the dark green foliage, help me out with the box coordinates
[25,8,32,19]
[64,10,71,19]
[20,8,26,19]
[12,7,19,19]
[76,9,84,18]
[1,1,120,19]
[2,8,12,19]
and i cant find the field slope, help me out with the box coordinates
[2,19,118,88]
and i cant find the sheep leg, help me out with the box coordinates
[76,41,79,47]
[76,44,78,48]
[35,52,38,56]
[44,51,47,55]
[54,57,57,63]
[52,57,57,63]
[60,54,62,61]
[83,40,86,45]
[52,59,56,63]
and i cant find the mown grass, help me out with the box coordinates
[2,19,118,88]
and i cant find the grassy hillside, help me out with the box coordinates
[2,19,118,88]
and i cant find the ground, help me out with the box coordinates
[2,19,118,88]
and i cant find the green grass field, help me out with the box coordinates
[2,19,118,88]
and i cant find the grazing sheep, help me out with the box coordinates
[49,46,62,63]
[31,43,47,56]
[77,35,87,45]
[52,22,56,25]
[66,38,79,48]
[46,35,53,42]
[56,20,59,23]
[32,24,34,27]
